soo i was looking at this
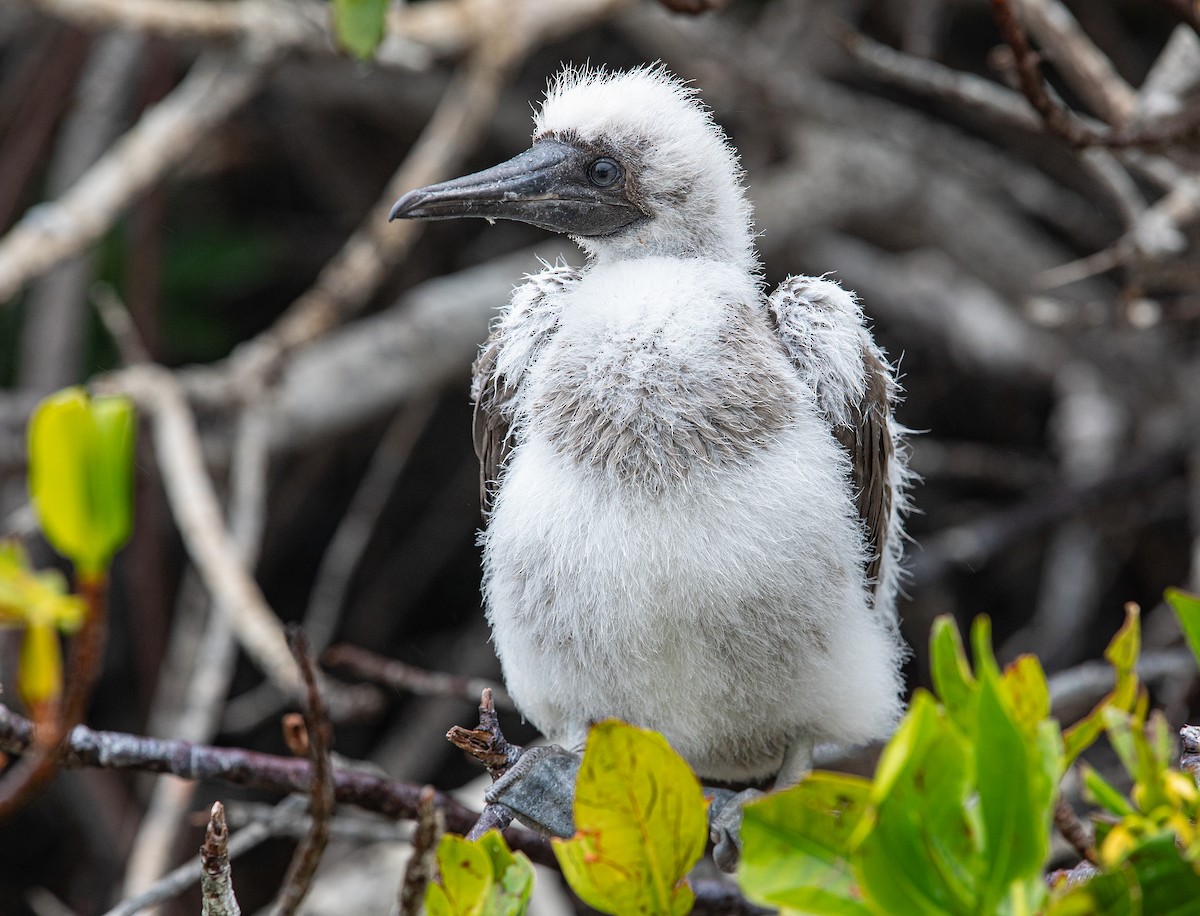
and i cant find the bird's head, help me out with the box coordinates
[390,65,757,267]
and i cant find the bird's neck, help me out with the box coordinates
[575,191,760,273]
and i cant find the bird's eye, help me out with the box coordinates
[587,157,622,188]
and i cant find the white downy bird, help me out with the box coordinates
[391,64,910,858]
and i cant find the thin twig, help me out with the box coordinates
[200,802,241,916]
[1053,794,1097,864]
[446,689,522,776]
[273,630,336,915]
[397,786,443,916]
[325,644,515,712]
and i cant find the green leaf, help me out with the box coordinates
[553,720,707,916]
[738,772,872,914]
[28,389,135,577]
[477,832,534,916]
[928,615,977,731]
[1165,588,1200,669]
[332,0,388,59]
[1080,763,1136,819]
[974,665,1058,912]
[856,692,979,915]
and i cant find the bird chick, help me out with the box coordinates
[392,64,910,802]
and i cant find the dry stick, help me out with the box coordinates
[0,571,109,819]
[200,802,241,916]
[18,30,145,393]
[25,0,485,58]
[111,364,302,696]
[324,644,515,712]
[273,631,336,916]
[0,50,269,305]
[396,786,444,916]
[447,689,524,840]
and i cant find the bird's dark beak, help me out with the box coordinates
[388,139,644,237]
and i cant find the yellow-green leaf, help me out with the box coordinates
[332,0,388,59]
[553,720,706,916]
[28,389,135,576]
[427,834,493,916]
[1064,605,1141,764]
[0,540,86,632]
[1001,653,1050,732]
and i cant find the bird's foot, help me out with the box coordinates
[484,744,580,838]
[447,688,579,838]
[706,787,764,873]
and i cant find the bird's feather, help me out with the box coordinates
[472,262,581,513]
[767,275,904,608]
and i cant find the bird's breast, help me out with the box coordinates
[523,269,798,489]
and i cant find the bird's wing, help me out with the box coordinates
[768,275,903,604]
[472,261,581,515]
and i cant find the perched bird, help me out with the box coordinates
[391,64,909,810]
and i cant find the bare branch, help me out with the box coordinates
[991,0,1200,148]
[1010,0,1136,124]
[0,702,558,867]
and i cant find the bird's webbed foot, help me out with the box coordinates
[447,689,581,839]
[707,734,814,872]
[706,787,765,873]
[484,744,580,838]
